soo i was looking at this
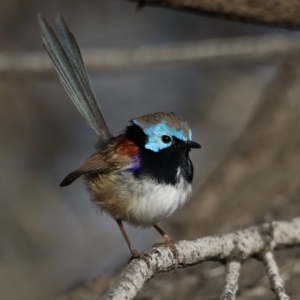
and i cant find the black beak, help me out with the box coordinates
[172,137,202,149]
[185,140,202,149]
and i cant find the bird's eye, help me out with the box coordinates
[161,135,172,143]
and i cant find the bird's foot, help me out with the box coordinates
[152,239,179,271]
[129,247,151,267]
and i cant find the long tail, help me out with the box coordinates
[37,13,112,145]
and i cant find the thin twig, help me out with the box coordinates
[220,261,241,300]
[1,34,300,77]
[102,218,300,300]
[262,251,290,300]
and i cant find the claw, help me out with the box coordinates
[129,247,151,268]
[152,225,179,272]
[152,239,179,272]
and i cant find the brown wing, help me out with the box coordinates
[60,152,113,186]
[60,137,138,187]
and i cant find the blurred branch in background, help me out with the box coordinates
[172,55,300,238]
[1,34,300,78]
[124,0,300,29]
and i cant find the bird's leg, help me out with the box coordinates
[153,224,179,269]
[116,219,151,266]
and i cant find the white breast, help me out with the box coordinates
[125,171,192,227]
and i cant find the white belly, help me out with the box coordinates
[125,175,192,226]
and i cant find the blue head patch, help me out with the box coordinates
[132,112,192,152]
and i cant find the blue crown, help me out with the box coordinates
[132,112,192,152]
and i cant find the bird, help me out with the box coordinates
[37,14,201,266]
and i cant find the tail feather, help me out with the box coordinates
[37,13,112,144]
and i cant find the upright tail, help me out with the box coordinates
[37,14,112,145]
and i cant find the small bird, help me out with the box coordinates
[38,14,201,266]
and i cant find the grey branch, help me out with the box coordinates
[2,34,300,77]
[220,261,241,300]
[102,218,300,299]
[262,251,290,300]
[123,0,300,29]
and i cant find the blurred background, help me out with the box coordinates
[1,0,300,299]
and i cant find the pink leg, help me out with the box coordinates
[153,224,179,269]
[116,219,151,266]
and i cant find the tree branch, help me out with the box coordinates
[220,261,241,300]
[124,0,300,29]
[102,218,300,299]
[262,251,290,300]
[2,34,300,78]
